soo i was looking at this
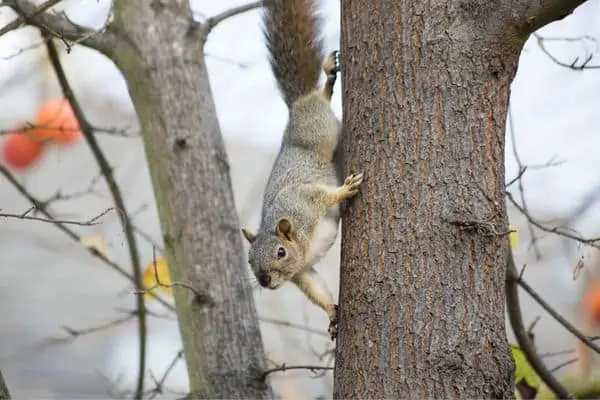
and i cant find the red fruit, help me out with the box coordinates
[32,98,82,145]
[2,129,45,169]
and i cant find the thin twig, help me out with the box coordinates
[508,107,542,259]
[534,33,600,70]
[0,208,112,226]
[0,163,174,311]
[511,254,600,358]
[204,1,263,34]
[61,311,137,337]
[5,0,117,55]
[44,36,147,399]
[260,364,334,381]
[539,348,576,358]
[506,191,600,248]
[146,350,185,399]
[551,358,579,373]
[0,0,61,37]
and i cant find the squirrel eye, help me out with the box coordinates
[277,247,286,259]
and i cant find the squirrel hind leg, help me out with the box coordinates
[322,50,340,101]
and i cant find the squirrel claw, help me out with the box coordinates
[328,304,339,341]
[343,172,364,197]
[324,50,340,77]
[331,50,340,74]
[328,321,338,341]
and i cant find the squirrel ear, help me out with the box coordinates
[276,218,293,241]
[241,228,257,244]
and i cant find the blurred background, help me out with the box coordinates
[0,0,599,398]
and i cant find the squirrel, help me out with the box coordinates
[241,0,363,340]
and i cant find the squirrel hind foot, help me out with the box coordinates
[323,50,340,77]
[328,304,339,340]
[322,50,340,100]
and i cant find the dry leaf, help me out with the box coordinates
[81,234,112,261]
[142,256,173,301]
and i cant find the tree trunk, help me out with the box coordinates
[0,369,9,400]
[333,11,511,395]
[109,3,270,398]
[333,0,583,397]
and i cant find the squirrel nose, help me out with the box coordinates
[258,271,271,287]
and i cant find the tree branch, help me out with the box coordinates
[0,0,60,37]
[512,0,588,40]
[43,35,146,399]
[260,364,334,381]
[534,33,600,70]
[0,163,174,312]
[204,1,263,34]
[0,208,112,226]
[506,190,600,248]
[509,251,600,359]
[505,249,572,399]
[4,0,118,56]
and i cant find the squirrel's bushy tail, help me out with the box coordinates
[263,0,324,107]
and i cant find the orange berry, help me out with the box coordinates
[32,98,82,145]
[583,284,600,324]
[1,128,45,169]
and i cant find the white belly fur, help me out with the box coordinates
[304,205,340,268]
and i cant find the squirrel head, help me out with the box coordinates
[241,218,304,289]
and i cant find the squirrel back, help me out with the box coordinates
[263,0,324,107]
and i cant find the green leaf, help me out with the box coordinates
[511,343,541,390]
[509,224,519,250]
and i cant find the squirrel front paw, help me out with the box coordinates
[341,172,364,198]
[328,304,339,341]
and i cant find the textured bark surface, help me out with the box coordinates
[333,1,587,398]
[334,1,518,398]
[0,369,9,400]
[109,2,270,398]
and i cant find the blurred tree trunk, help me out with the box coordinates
[0,370,9,400]
[109,2,270,399]
[333,0,586,398]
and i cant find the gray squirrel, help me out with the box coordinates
[241,0,363,339]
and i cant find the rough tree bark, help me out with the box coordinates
[333,1,587,398]
[0,369,9,400]
[105,2,270,398]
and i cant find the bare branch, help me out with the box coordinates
[61,311,137,337]
[0,40,45,60]
[507,107,542,259]
[4,0,118,55]
[550,358,578,373]
[260,364,334,381]
[0,0,60,37]
[510,253,600,359]
[535,33,600,70]
[512,1,588,40]
[145,350,184,399]
[204,1,263,34]
[0,207,112,225]
[506,191,600,248]
[43,35,147,399]
[506,249,572,399]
